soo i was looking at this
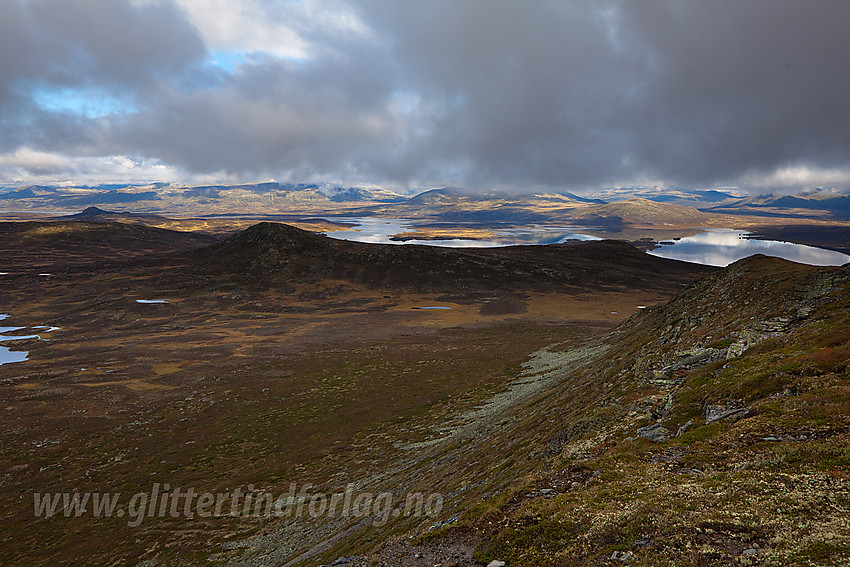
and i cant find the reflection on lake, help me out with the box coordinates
[321,219,850,268]
[648,229,850,267]
[321,217,601,247]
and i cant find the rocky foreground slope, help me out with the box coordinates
[322,255,850,567]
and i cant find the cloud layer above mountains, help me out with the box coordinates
[2,0,850,193]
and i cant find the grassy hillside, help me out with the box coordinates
[382,256,850,566]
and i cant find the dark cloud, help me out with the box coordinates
[0,0,204,150]
[107,42,400,178]
[351,0,850,190]
[354,0,638,187]
[3,0,850,192]
[615,0,850,186]
[29,0,205,84]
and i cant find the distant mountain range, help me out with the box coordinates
[587,187,743,207]
[2,182,849,222]
[405,187,605,205]
[708,192,850,217]
[0,182,411,214]
[0,185,161,206]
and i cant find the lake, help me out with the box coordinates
[321,217,601,247]
[647,229,850,267]
[320,218,850,267]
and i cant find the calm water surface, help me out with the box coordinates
[322,219,850,267]
[321,217,600,247]
[0,313,60,366]
[647,229,850,267]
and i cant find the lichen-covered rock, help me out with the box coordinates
[636,422,671,442]
[703,404,750,424]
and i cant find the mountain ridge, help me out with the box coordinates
[190,221,715,293]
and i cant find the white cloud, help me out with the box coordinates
[0,147,231,186]
[173,0,306,58]
[169,0,369,61]
[0,148,72,176]
[740,165,850,194]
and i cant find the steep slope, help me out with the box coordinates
[348,256,850,566]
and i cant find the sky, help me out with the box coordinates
[1,0,850,194]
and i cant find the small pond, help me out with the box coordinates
[0,314,59,366]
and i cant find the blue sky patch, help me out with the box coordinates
[31,85,136,118]
[209,50,251,73]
